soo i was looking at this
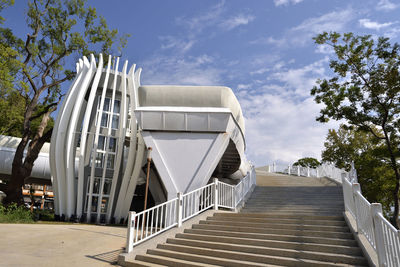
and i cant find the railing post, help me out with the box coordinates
[213,178,218,210]
[297,166,300,176]
[307,167,310,177]
[371,203,386,267]
[125,211,135,253]
[273,162,276,172]
[352,183,361,233]
[288,165,291,175]
[316,169,319,178]
[177,192,183,227]
[232,186,237,212]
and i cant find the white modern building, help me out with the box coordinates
[46,54,249,223]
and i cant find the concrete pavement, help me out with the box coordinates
[0,223,127,266]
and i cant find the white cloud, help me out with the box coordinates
[176,0,225,34]
[274,0,304,6]
[250,36,286,46]
[290,8,353,45]
[220,14,255,30]
[239,92,339,166]
[359,18,395,30]
[159,36,196,54]
[237,84,251,90]
[254,8,355,48]
[141,54,222,86]
[270,57,328,96]
[376,0,398,11]
[315,44,334,54]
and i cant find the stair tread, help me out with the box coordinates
[154,243,368,266]
[127,258,167,267]
[234,212,345,220]
[165,237,366,263]
[202,218,350,231]
[208,216,347,226]
[197,221,351,234]
[147,248,281,267]
[136,254,218,267]
[184,228,358,246]
[175,232,363,256]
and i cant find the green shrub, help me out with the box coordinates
[33,209,54,221]
[0,203,34,223]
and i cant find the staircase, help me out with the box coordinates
[125,174,369,266]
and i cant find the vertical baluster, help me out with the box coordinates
[145,210,150,238]
[135,214,140,243]
[140,213,144,240]
[150,209,154,236]
[169,201,173,226]
[155,206,159,234]
[160,204,164,230]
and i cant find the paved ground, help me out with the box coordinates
[255,169,338,187]
[0,223,126,266]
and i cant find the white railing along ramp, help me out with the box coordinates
[125,166,256,252]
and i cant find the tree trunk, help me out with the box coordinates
[3,110,53,206]
[383,130,400,229]
[3,133,30,205]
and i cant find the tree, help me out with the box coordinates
[293,157,320,168]
[312,32,400,228]
[1,0,129,205]
[322,125,394,215]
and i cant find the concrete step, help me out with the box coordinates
[214,212,345,221]
[154,243,368,266]
[184,228,359,247]
[240,209,343,215]
[175,232,363,256]
[146,248,280,267]
[208,215,347,226]
[199,219,350,233]
[166,238,367,265]
[135,254,218,267]
[192,223,354,239]
[245,199,344,203]
[239,207,344,213]
[125,258,167,267]
[244,202,344,207]
[248,197,343,200]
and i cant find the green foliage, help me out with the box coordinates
[0,203,34,223]
[322,125,395,216]
[293,157,320,168]
[0,0,129,205]
[0,0,129,138]
[312,32,400,136]
[312,32,400,227]
[322,125,380,171]
[0,0,13,23]
[33,208,54,221]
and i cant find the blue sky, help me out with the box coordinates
[3,0,400,166]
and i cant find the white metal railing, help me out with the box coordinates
[267,162,356,183]
[217,182,234,209]
[126,197,178,247]
[342,177,400,267]
[125,166,256,252]
[182,183,214,222]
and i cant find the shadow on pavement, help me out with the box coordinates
[86,248,124,265]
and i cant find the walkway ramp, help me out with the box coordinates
[124,173,369,266]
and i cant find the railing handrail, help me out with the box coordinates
[125,166,256,253]
[135,197,178,217]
